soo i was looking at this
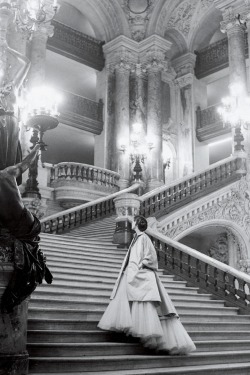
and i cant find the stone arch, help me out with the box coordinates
[164,29,188,59]
[61,0,130,41]
[173,219,249,268]
[189,6,223,52]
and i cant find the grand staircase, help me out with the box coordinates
[27,216,250,374]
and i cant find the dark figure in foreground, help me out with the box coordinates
[0,145,53,313]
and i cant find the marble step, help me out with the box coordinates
[31,284,205,297]
[41,238,119,249]
[28,350,250,373]
[41,248,125,260]
[28,308,243,321]
[29,362,250,375]
[45,254,124,266]
[27,342,145,357]
[29,296,227,310]
[47,272,176,284]
[27,340,250,357]
[28,329,250,344]
[27,318,250,332]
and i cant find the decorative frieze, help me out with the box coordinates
[155,177,250,259]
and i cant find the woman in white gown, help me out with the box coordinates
[98,215,196,354]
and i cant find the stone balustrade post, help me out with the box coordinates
[113,193,141,248]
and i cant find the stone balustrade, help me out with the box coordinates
[50,162,121,208]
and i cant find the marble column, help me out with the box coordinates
[220,6,247,92]
[172,53,196,178]
[28,24,54,88]
[146,60,164,190]
[114,61,131,189]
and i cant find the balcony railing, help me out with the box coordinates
[195,34,248,79]
[41,183,141,234]
[196,104,230,142]
[140,155,246,219]
[50,162,120,207]
[48,20,105,71]
[59,91,103,135]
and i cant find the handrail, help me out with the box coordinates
[140,154,246,218]
[147,227,250,312]
[41,183,141,234]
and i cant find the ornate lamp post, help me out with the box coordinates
[218,83,250,152]
[20,85,61,199]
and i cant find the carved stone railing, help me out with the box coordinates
[195,34,248,79]
[196,104,230,142]
[140,155,246,219]
[50,162,120,208]
[48,20,105,71]
[59,91,103,135]
[147,227,250,313]
[41,183,141,234]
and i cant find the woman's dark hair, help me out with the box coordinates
[134,215,148,232]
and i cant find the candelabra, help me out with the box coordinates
[218,83,250,152]
[20,86,61,198]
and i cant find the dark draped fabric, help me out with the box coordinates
[1,208,53,313]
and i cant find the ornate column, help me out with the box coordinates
[103,36,138,189]
[218,5,247,92]
[141,36,172,191]
[114,60,131,189]
[173,53,196,178]
[28,24,54,88]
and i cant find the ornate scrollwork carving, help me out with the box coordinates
[157,177,250,248]
[167,0,198,37]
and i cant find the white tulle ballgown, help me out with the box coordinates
[98,270,196,354]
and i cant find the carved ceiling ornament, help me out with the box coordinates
[122,0,155,41]
[155,177,250,255]
[167,0,198,37]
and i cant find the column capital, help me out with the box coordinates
[172,52,196,78]
[220,7,246,33]
[174,73,193,88]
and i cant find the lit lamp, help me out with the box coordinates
[217,83,250,152]
[20,85,61,198]
[1,0,58,32]
[129,122,153,182]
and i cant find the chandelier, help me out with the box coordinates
[2,0,58,32]
[217,83,250,129]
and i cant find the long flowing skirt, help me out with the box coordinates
[98,273,196,354]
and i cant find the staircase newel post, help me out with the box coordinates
[0,253,29,374]
[113,193,141,249]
